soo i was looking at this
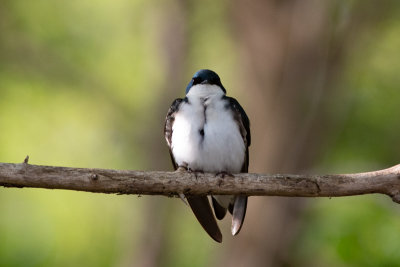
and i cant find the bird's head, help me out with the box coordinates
[185,69,226,95]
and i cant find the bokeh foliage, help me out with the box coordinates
[293,8,400,266]
[0,0,400,266]
[0,0,232,266]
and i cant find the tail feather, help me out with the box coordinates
[231,196,247,236]
[212,196,227,220]
[187,196,223,243]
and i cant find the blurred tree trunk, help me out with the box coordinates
[218,1,345,266]
[218,0,398,266]
[127,1,189,267]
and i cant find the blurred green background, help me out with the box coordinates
[1,0,400,266]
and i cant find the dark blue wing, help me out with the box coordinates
[224,96,251,235]
[224,96,251,172]
[164,98,184,169]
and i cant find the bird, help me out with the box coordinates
[164,69,251,243]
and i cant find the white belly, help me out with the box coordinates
[171,93,245,173]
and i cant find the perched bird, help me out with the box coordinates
[164,69,251,243]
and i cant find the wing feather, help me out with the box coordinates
[164,98,184,169]
[224,96,251,235]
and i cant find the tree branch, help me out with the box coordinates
[1,160,400,203]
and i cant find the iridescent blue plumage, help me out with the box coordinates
[185,69,226,94]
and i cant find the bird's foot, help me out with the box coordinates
[176,166,188,172]
[188,169,204,179]
[216,171,234,178]
[175,165,203,179]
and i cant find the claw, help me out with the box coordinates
[189,170,203,179]
[179,193,188,206]
[176,166,187,172]
[216,171,234,178]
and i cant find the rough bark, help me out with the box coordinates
[1,161,400,203]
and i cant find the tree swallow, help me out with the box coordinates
[164,69,251,242]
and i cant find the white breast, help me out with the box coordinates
[171,85,245,173]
